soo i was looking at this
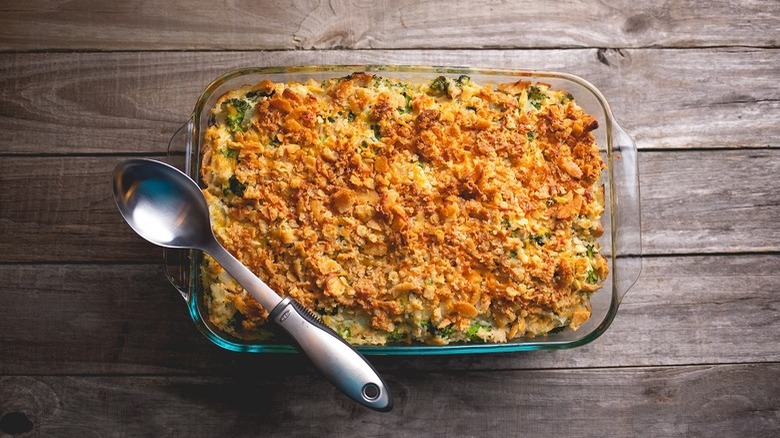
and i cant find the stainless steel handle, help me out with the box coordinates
[270,298,393,412]
[206,241,392,412]
[205,240,283,311]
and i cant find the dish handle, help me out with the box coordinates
[612,122,642,303]
[164,117,197,302]
[166,117,195,176]
[164,249,192,302]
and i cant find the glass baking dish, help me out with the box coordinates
[165,65,641,355]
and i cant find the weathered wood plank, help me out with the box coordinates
[0,49,777,155]
[0,156,157,262]
[0,255,777,374]
[639,150,780,254]
[0,263,299,375]
[0,0,777,51]
[1,365,778,437]
[0,151,777,262]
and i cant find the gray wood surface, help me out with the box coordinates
[0,0,777,50]
[1,365,778,438]
[1,49,778,154]
[1,1,778,436]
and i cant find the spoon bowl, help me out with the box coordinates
[113,160,213,250]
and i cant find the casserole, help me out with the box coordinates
[165,65,641,354]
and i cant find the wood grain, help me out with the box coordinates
[1,365,778,437]
[1,255,777,374]
[0,0,777,51]
[0,49,777,155]
[1,151,777,263]
[0,156,155,262]
[2,1,778,434]
[639,150,780,254]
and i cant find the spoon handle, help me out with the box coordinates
[270,298,393,412]
[205,240,392,412]
[206,241,283,311]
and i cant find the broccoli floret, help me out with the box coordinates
[428,76,449,97]
[228,312,246,331]
[455,75,471,86]
[527,86,547,110]
[399,92,413,114]
[222,148,239,160]
[531,233,548,246]
[466,321,491,341]
[586,268,599,284]
[223,175,247,197]
[245,89,275,101]
[387,329,404,343]
[423,320,452,338]
[224,98,252,133]
[501,217,512,229]
[371,123,382,140]
[435,323,454,338]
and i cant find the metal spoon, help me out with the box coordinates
[112,158,392,412]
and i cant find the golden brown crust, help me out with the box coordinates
[200,74,608,345]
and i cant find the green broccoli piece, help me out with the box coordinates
[222,148,239,160]
[501,217,512,229]
[225,98,252,133]
[228,312,246,331]
[245,89,275,101]
[586,268,599,284]
[399,92,413,114]
[531,233,548,246]
[371,124,382,140]
[428,76,449,97]
[466,321,491,341]
[387,329,404,343]
[224,175,247,197]
[527,86,547,110]
[455,75,471,86]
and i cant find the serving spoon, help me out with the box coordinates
[112,158,392,412]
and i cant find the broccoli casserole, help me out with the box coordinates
[200,72,608,345]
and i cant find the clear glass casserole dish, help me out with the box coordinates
[165,65,641,355]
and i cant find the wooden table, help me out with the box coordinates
[1,1,778,436]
